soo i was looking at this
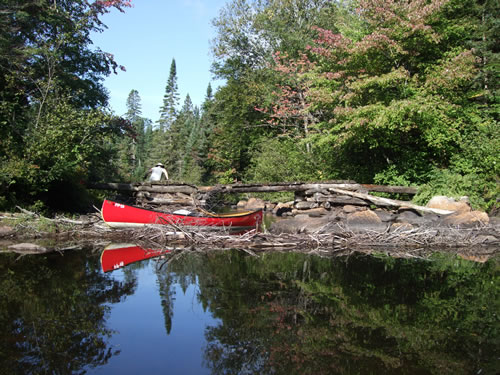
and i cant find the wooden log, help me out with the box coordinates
[89,181,418,195]
[327,197,372,206]
[328,188,454,215]
[305,193,372,206]
[136,185,197,194]
[360,184,418,195]
[137,198,193,205]
[89,182,139,191]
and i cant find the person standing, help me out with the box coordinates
[145,163,169,182]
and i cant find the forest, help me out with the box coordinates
[0,0,498,213]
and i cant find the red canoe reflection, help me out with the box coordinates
[100,244,171,272]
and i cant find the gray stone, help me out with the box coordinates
[395,210,428,226]
[374,210,395,222]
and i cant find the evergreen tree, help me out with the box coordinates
[124,89,148,180]
[166,94,199,179]
[149,59,181,174]
[125,89,142,121]
[198,83,217,182]
[158,58,180,131]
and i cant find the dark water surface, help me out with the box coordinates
[0,245,498,375]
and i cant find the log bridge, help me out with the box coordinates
[89,181,426,213]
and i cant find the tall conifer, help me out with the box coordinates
[124,89,148,179]
[158,59,180,131]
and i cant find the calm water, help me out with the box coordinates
[0,245,498,375]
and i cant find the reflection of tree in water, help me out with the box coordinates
[155,252,204,335]
[0,249,137,375]
[189,250,499,375]
[156,271,176,334]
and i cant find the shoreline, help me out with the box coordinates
[1,210,498,261]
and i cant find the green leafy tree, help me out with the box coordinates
[207,0,342,182]
[254,0,498,208]
[0,0,132,211]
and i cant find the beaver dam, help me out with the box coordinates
[1,181,498,261]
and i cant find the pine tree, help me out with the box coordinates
[198,83,217,182]
[149,59,181,175]
[166,94,198,178]
[158,59,180,131]
[124,89,148,179]
[126,89,142,121]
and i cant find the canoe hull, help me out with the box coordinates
[101,199,263,230]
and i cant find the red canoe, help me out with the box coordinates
[101,199,263,230]
[100,243,171,272]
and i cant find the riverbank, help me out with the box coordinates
[1,202,498,261]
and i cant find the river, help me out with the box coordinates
[0,244,498,374]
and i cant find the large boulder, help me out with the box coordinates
[426,196,471,213]
[443,211,489,227]
[346,210,382,225]
[395,210,438,226]
[245,197,266,210]
[346,210,388,232]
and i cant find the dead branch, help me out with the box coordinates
[327,188,454,215]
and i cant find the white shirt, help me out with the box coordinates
[149,166,168,181]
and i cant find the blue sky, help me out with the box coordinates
[91,0,228,122]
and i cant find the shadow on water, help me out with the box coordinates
[0,244,498,374]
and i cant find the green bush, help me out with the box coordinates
[413,169,498,211]
[246,138,320,183]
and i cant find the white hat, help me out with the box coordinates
[156,162,164,167]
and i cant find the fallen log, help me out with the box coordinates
[89,181,418,195]
[327,188,454,215]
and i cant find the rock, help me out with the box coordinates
[295,201,318,210]
[395,210,432,226]
[346,210,382,225]
[426,196,471,213]
[273,201,293,216]
[304,207,328,217]
[245,197,266,210]
[236,200,247,208]
[346,210,387,233]
[443,210,489,227]
[0,226,14,237]
[8,243,50,254]
[343,205,358,213]
[374,210,395,223]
